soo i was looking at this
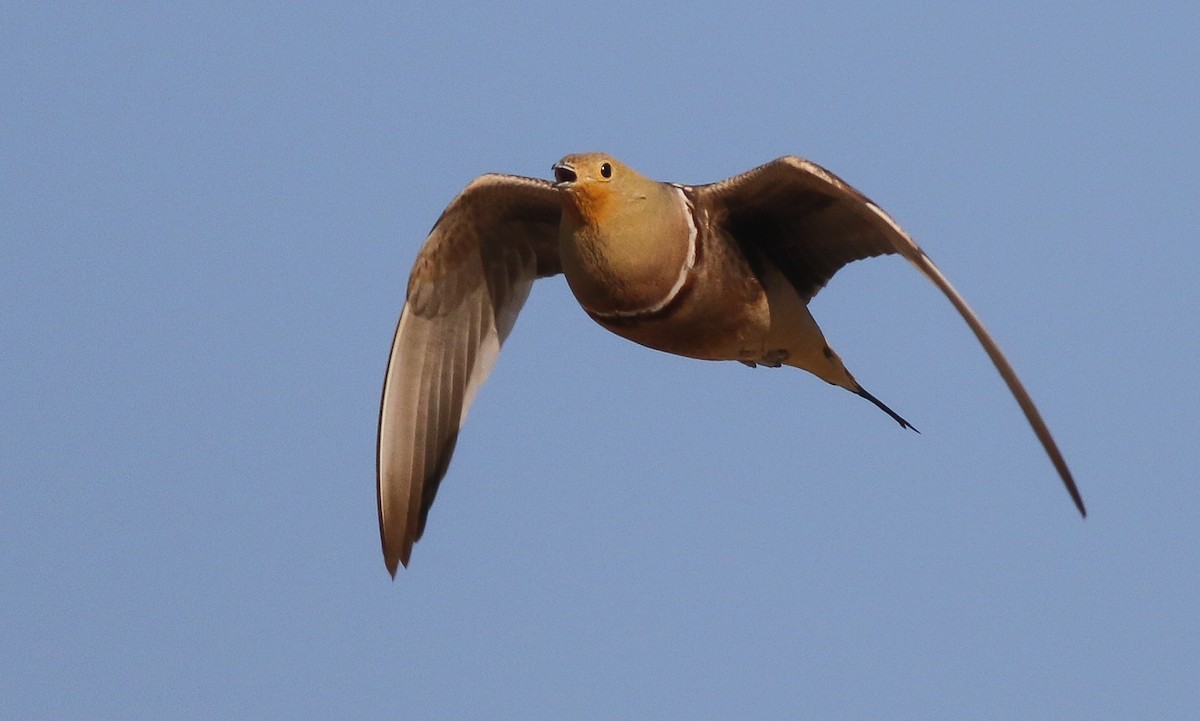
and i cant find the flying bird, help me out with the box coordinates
[377,153,1085,575]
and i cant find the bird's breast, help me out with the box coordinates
[559,223,691,320]
[564,218,772,362]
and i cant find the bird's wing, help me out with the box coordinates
[698,156,1085,516]
[378,174,561,574]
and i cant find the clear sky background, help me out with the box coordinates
[3,3,1198,719]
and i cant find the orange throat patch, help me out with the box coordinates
[563,182,612,228]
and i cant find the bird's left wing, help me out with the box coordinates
[378,174,561,574]
[697,157,1086,516]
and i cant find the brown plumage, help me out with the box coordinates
[377,153,1085,575]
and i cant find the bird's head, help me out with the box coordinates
[552,153,653,227]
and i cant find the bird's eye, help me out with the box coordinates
[600,162,612,178]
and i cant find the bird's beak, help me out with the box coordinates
[552,163,577,187]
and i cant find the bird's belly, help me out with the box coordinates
[591,277,772,362]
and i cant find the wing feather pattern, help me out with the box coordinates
[378,174,561,574]
[701,157,1086,516]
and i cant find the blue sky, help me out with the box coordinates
[3,3,1197,719]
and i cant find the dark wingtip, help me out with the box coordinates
[856,385,918,433]
[1069,485,1088,518]
[384,545,410,578]
[1045,443,1087,519]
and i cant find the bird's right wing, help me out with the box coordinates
[378,174,561,575]
[699,157,1086,518]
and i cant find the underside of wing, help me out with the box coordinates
[700,157,1086,516]
[700,157,905,302]
[378,174,561,574]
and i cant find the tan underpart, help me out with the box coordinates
[758,260,859,391]
[591,245,859,398]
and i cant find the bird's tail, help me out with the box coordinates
[854,384,918,432]
[798,343,918,432]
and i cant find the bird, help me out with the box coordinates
[377,153,1085,575]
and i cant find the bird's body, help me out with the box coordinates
[558,155,867,395]
[377,153,1086,574]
